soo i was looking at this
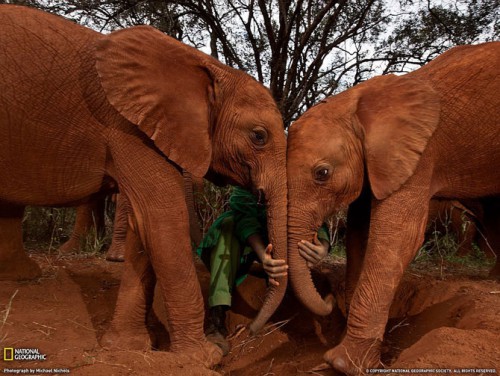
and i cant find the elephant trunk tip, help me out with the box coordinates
[247,320,262,335]
[302,293,334,317]
[246,276,288,335]
[319,294,335,316]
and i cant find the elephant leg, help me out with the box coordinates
[105,175,204,262]
[107,130,222,367]
[105,194,127,262]
[482,198,500,279]
[143,192,221,366]
[59,197,106,254]
[0,203,42,280]
[101,223,156,349]
[183,171,203,251]
[344,190,371,316]
[325,192,429,375]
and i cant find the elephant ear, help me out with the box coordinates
[356,74,440,200]
[95,25,216,178]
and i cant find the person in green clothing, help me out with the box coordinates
[197,186,330,353]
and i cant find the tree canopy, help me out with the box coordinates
[3,0,498,126]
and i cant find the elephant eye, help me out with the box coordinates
[251,128,268,147]
[313,165,331,182]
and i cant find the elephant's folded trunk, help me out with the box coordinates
[248,179,287,334]
[288,222,334,316]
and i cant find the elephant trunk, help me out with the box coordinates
[288,208,334,316]
[248,177,288,333]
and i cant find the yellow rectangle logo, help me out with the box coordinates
[3,347,14,361]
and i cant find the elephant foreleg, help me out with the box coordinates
[106,128,222,367]
[344,189,371,316]
[101,223,156,350]
[325,192,430,375]
[0,203,41,280]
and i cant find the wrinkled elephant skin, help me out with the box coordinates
[0,5,287,367]
[60,172,203,262]
[286,42,500,375]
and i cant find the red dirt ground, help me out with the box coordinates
[0,250,498,375]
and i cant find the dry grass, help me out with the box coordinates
[1,289,18,344]
[194,181,232,237]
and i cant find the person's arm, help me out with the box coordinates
[231,187,287,285]
[247,234,288,286]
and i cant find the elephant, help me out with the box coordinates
[286,42,499,374]
[426,199,486,258]
[0,5,287,367]
[60,172,204,262]
[58,193,117,257]
[58,193,128,261]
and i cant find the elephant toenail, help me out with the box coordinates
[333,357,347,372]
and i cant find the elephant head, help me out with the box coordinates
[94,26,287,332]
[287,74,440,314]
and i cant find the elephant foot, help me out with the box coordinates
[105,245,125,262]
[58,238,80,254]
[100,325,153,351]
[324,336,382,375]
[0,252,42,281]
[103,327,222,368]
[170,339,223,369]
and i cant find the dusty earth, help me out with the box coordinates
[1,249,499,376]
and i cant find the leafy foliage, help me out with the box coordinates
[415,214,494,272]
[22,207,76,248]
[22,203,114,254]
[379,0,499,73]
[194,182,232,237]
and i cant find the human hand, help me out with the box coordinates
[298,233,329,268]
[261,244,288,286]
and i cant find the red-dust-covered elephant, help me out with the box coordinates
[286,42,499,374]
[0,5,287,367]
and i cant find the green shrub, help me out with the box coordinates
[22,207,76,249]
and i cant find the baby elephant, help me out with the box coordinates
[286,42,499,374]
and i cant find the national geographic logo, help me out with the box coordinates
[3,348,47,361]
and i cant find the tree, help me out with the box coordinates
[377,0,499,74]
[0,0,186,37]
[5,0,498,126]
[7,0,391,125]
[164,0,390,125]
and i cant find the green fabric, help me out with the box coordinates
[317,225,329,243]
[196,186,331,308]
[199,216,256,307]
[196,187,265,307]
[196,187,267,256]
[230,187,268,245]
